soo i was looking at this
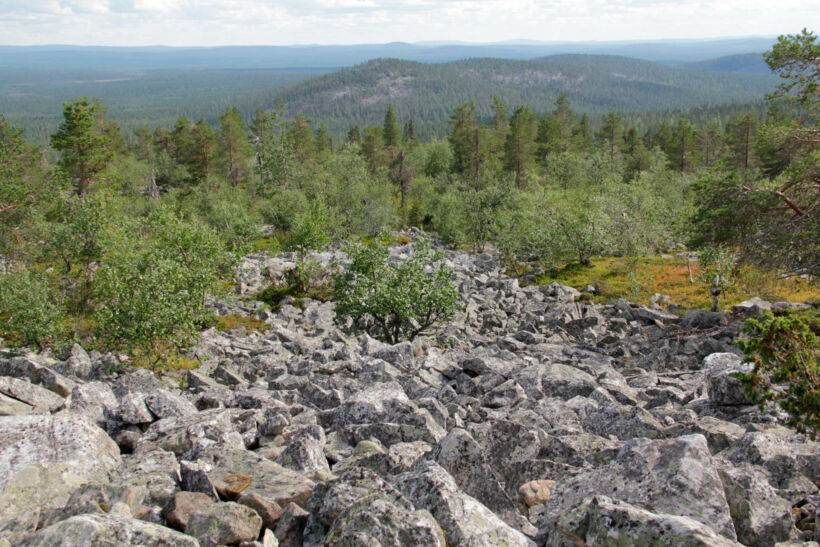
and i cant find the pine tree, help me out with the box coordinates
[725,112,758,170]
[382,104,400,149]
[598,111,624,160]
[503,105,537,188]
[50,97,114,196]
[218,107,251,186]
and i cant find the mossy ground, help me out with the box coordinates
[215,313,269,333]
[534,256,818,311]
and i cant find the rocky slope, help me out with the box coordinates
[1,240,818,547]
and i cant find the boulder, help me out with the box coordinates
[718,462,794,546]
[705,353,754,406]
[0,356,76,396]
[542,434,737,540]
[395,460,533,546]
[0,377,64,412]
[162,491,214,531]
[304,468,445,547]
[0,415,121,543]
[680,309,727,330]
[186,502,263,547]
[543,495,742,547]
[18,513,198,546]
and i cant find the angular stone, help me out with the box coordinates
[55,344,93,379]
[162,491,214,531]
[0,357,76,397]
[705,353,754,406]
[238,491,283,530]
[543,496,742,547]
[187,502,263,547]
[274,503,310,547]
[430,427,534,534]
[118,392,154,425]
[718,462,793,546]
[204,448,315,508]
[276,425,330,479]
[0,377,64,412]
[116,449,181,508]
[135,408,248,458]
[519,480,556,507]
[0,414,121,492]
[543,434,737,540]
[143,390,198,420]
[66,381,119,429]
[395,460,533,546]
[18,513,198,547]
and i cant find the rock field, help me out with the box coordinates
[1,240,818,546]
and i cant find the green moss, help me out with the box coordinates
[215,313,268,333]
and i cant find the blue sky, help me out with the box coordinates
[0,0,816,46]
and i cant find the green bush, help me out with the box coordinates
[333,238,460,343]
[0,269,65,350]
[93,208,233,356]
[735,310,820,437]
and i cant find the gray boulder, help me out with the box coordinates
[186,502,262,547]
[543,495,742,547]
[0,415,121,543]
[19,512,198,546]
[0,377,64,413]
[718,462,794,546]
[395,460,534,546]
[542,434,737,540]
[705,353,754,406]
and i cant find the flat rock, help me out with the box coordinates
[18,512,198,546]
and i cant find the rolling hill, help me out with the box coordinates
[256,55,779,138]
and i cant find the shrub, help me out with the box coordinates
[333,238,460,343]
[94,208,233,354]
[735,310,820,437]
[0,268,64,350]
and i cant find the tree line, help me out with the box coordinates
[0,30,816,361]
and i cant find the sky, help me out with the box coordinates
[0,0,816,46]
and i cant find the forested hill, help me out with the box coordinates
[680,53,770,74]
[260,55,779,138]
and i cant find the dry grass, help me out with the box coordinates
[536,256,818,310]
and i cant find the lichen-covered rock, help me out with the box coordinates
[0,377,64,413]
[143,390,198,420]
[0,415,121,543]
[717,462,794,546]
[395,460,534,546]
[162,491,214,531]
[0,414,121,491]
[0,356,76,396]
[274,503,309,546]
[543,496,742,547]
[19,512,198,546]
[542,434,737,540]
[720,430,820,496]
[705,353,754,406]
[186,501,262,547]
[276,425,330,479]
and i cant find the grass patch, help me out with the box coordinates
[215,313,269,333]
[256,283,332,312]
[128,343,201,374]
[536,256,818,310]
[251,236,282,254]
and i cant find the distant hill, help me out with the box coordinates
[681,53,769,74]
[255,55,778,138]
[0,37,776,70]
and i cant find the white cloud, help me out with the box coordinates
[0,0,816,45]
